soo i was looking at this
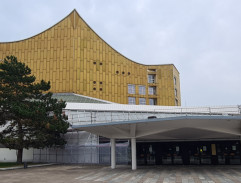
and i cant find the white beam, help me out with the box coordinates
[130,124,136,137]
[197,127,241,136]
[131,138,137,170]
[110,126,130,137]
[136,127,175,138]
[110,138,116,169]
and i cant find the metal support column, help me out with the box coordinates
[111,138,116,169]
[131,138,137,170]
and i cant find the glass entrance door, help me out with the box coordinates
[136,141,240,165]
[216,142,241,165]
[137,143,155,165]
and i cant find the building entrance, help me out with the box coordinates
[136,141,241,165]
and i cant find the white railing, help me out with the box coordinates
[153,106,241,115]
[65,105,241,126]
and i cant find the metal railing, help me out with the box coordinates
[65,105,241,126]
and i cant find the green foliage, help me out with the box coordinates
[0,162,22,168]
[0,56,69,162]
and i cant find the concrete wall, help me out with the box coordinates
[0,148,33,162]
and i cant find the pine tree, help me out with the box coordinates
[0,56,69,163]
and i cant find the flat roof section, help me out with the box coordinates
[52,93,113,104]
[66,103,241,114]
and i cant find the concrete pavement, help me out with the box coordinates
[0,165,241,183]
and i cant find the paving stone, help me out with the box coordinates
[0,165,241,183]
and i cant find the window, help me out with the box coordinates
[175,88,177,97]
[139,98,146,105]
[128,84,135,94]
[128,97,136,105]
[148,86,156,95]
[148,74,156,83]
[149,98,157,105]
[174,76,177,85]
[175,99,178,106]
[147,69,156,72]
[139,85,146,95]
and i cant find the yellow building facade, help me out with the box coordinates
[0,10,181,106]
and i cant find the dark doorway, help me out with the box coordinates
[181,143,191,165]
[136,141,240,165]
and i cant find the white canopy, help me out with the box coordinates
[73,116,241,141]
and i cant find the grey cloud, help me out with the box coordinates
[0,0,240,106]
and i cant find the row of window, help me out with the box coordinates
[149,74,177,85]
[93,61,103,65]
[128,97,157,105]
[129,97,178,106]
[116,71,131,75]
[128,84,156,95]
[93,81,103,84]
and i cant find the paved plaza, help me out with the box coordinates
[0,165,241,183]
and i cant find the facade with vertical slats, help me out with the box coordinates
[0,10,181,106]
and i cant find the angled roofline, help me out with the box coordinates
[0,9,179,71]
[72,93,115,104]
[72,115,241,129]
[0,10,75,44]
[73,10,179,69]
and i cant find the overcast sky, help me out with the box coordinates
[0,0,241,106]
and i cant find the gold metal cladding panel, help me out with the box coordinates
[173,66,181,105]
[0,10,180,106]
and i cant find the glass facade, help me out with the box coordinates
[137,141,241,165]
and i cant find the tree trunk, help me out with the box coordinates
[17,120,23,164]
[17,149,23,164]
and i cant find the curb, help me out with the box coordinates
[0,163,57,171]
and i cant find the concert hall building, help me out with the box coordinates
[0,10,240,169]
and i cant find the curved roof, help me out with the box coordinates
[0,9,178,70]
